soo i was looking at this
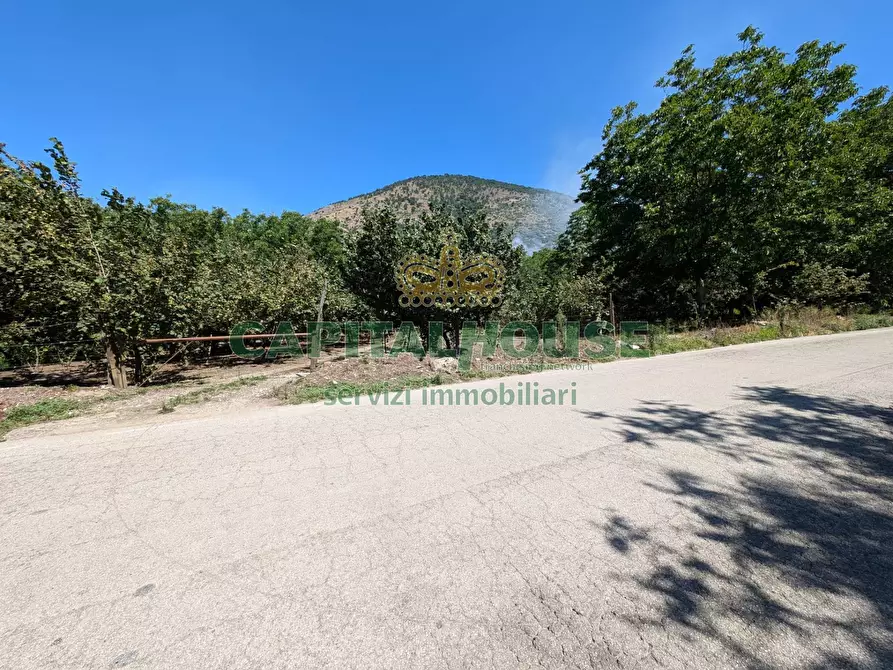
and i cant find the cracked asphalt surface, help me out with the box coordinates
[2,329,892,669]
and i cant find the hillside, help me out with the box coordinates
[308,175,578,250]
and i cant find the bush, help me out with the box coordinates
[712,325,780,346]
[853,314,893,330]
[648,326,714,354]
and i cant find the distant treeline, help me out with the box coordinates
[2,27,890,385]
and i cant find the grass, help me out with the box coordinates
[0,375,269,438]
[649,333,715,355]
[277,355,644,405]
[648,326,785,355]
[0,398,85,439]
[853,313,893,330]
[711,325,782,346]
[277,358,637,405]
[647,308,893,356]
[648,324,780,355]
[275,374,447,405]
[159,375,266,413]
[0,386,162,439]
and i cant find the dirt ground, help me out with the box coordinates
[0,355,306,434]
[0,331,627,440]
[1,341,601,439]
[0,349,456,438]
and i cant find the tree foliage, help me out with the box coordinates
[347,201,522,347]
[3,27,891,381]
[0,142,356,382]
[559,27,893,321]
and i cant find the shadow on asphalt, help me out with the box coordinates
[583,387,893,669]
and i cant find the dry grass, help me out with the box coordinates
[648,308,892,355]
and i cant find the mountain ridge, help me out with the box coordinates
[308,174,578,250]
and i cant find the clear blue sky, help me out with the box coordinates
[2,0,889,214]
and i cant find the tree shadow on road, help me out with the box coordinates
[585,387,893,669]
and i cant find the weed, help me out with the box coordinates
[853,313,893,330]
[276,374,446,405]
[649,310,892,355]
[0,398,83,438]
[649,326,714,354]
[160,376,266,413]
[712,325,781,346]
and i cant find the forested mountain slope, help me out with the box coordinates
[309,175,578,250]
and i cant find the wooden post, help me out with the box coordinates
[609,292,619,357]
[133,344,143,385]
[106,335,128,388]
[309,278,328,371]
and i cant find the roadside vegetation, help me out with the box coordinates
[159,375,267,413]
[275,374,447,405]
[1,26,891,430]
[0,375,271,439]
[0,398,83,438]
[2,308,890,434]
[648,308,893,355]
[0,391,139,439]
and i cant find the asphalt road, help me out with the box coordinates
[2,330,893,669]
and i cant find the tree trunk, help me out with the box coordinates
[309,278,328,371]
[106,335,128,389]
[132,343,143,385]
[696,278,707,321]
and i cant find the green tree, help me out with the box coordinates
[561,27,887,322]
[1,140,359,382]
[347,201,521,349]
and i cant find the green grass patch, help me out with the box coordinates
[618,342,651,358]
[712,325,781,346]
[160,375,266,413]
[648,309,893,356]
[649,325,782,354]
[648,325,715,355]
[0,398,84,439]
[276,374,446,405]
[853,313,893,330]
[457,364,573,380]
[655,336,715,354]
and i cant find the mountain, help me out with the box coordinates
[308,175,579,251]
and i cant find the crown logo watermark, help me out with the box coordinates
[396,233,505,308]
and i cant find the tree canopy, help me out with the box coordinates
[559,27,892,321]
[2,27,890,384]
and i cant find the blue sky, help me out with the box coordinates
[2,0,889,214]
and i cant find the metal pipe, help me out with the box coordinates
[141,334,309,344]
